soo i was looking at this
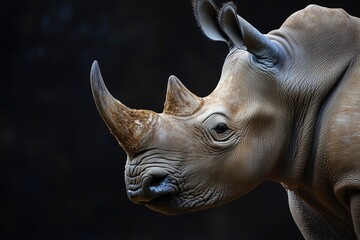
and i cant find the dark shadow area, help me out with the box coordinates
[2,0,358,239]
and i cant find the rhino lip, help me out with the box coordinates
[127,175,176,204]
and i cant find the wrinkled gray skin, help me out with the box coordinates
[90,1,360,239]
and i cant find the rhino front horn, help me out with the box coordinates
[90,60,157,155]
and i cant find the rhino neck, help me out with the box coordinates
[269,17,359,188]
[274,64,354,190]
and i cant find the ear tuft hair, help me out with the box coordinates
[218,1,237,24]
[192,0,197,15]
[193,0,229,42]
[193,0,219,29]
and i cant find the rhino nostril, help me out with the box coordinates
[127,174,176,204]
[149,176,167,189]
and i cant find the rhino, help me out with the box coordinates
[90,0,360,239]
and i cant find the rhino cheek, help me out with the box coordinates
[226,114,287,189]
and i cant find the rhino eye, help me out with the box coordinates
[204,115,233,143]
[213,123,229,134]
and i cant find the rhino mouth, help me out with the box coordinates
[145,193,180,214]
[127,173,221,215]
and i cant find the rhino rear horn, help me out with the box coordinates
[90,60,157,155]
[163,75,203,116]
[219,3,279,66]
[193,0,228,43]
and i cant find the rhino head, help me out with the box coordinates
[91,0,289,214]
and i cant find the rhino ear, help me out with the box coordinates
[193,0,228,43]
[163,75,203,116]
[219,3,279,67]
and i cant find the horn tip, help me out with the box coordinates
[90,59,111,109]
[90,60,104,92]
[90,60,100,80]
[167,75,184,91]
[168,75,179,83]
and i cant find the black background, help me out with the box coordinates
[3,0,359,239]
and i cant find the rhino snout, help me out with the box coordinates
[127,174,176,204]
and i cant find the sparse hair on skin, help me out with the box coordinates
[192,0,238,26]
[218,2,238,25]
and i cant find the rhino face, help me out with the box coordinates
[91,0,288,214]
